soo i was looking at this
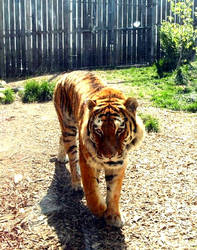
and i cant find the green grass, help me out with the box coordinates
[21,80,55,103]
[0,88,15,104]
[97,60,197,112]
[139,114,160,133]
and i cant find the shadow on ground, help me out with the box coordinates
[40,161,126,249]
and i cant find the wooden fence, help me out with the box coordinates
[0,0,196,78]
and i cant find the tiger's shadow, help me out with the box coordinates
[40,160,126,249]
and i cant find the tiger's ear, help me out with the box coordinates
[87,99,96,111]
[124,97,138,115]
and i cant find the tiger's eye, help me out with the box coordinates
[117,128,124,134]
[95,127,102,136]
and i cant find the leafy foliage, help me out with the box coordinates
[139,114,160,133]
[38,81,55,102]
[22,80,55,103]
[0,88,15,104]
[156,0,197,76]
[22,80,40,103]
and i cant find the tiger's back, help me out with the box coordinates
[53,71,144,227]
[54,71,105,121]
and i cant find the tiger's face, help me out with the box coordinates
[86,97,140,166]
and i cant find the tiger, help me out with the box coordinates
[53,71,145,227]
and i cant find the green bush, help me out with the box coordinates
[156,0,197,76]
[174,68,188,85]
[22,80,55,103]
[38,81,55,102]
[184,102,197,112]
[140,114,160,133]
[22,80,40,103]
[0,88,15,104]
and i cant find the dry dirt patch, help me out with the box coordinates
[0,96,197,249]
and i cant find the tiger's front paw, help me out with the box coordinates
[104,213,124,228]
[57,154,69,164]
[89,202,107,218]
[72,182,82,191]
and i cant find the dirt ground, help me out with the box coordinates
[0,81,197,249]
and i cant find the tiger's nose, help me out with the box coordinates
[102,144,116,159]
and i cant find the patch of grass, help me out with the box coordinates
[97,60,197,112]
[139,114,160,133]
[0,88,15,104]
[21,80,55,103]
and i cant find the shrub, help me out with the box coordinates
[156,0,197,75]
[184,102,197,112]
[22,80,40,103]
[174,68,188,85]
[140,114,160,133]
[22,80,55,103]
[0,88,15,104]
[38,81,55,102]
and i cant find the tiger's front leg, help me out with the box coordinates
[104,166,126,227]
[79,150,107,217]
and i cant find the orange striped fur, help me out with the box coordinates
[54,71,144,227]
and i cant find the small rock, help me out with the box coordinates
[0,92,5,99]
[0,88,6,93]
[14,174,23,184]
[0,80,7,87]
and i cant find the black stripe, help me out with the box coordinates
[71,150,77,155]
[105,175,117,182]
[130,116,137,133]
[90,140,97,150]
[63,139,71,143]
[62,131,76,137]
[98,112,120,118]
[67,145,77,153]
[67,125,77,132]
[105,160,123,166]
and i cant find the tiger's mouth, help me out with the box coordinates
[105,160,123,166]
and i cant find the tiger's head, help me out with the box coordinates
[82,88,145,167]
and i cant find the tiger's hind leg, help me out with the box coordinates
[58,126,81,191]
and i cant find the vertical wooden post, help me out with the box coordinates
[0,0,4,78]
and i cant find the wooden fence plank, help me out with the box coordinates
[137,0,142,63]
[47,0,52,71]
[53,0,58,71]
[113,0,118,66]
[15,0,21,76]
[127,0,132,65]
[63,0,70,69]
[132,0,137,64]
[92,0,97,67]
[32,0,37,73]
[10,0,15,76]
[58,0,63,71]
[141,0,146,63]
[37,0,42,73]
[42,0,47,73]
[0,0,5,78]
[97,0,102,66]
[21,0,26,75]
[107,0,112,66]
[26,0,32,75]
[4,0,10,77]
[72,0,77,68]
[77,0,82,68]
[146,0,152,63]
[123,0,127,65]
[102,0,107,66]
[118,0,123,65]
